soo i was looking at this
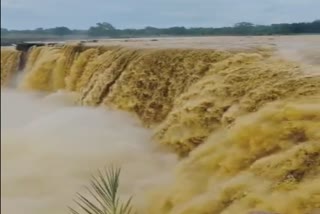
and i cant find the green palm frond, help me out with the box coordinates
[69,166,134,214]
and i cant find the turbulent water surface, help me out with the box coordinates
[1,38,320,214]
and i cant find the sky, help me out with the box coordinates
[1,0,320,30]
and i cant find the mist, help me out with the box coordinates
[1,89,177,214]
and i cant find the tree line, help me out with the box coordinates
[1,20,320,38]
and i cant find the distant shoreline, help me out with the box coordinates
[2,33,320,47]
[2,20,320,46]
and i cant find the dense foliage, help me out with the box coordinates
[1,20,320,43]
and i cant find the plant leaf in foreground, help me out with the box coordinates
[69,166,134,214]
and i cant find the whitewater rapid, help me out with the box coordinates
[1,43,319,214]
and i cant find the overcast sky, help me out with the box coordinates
[1,0,319,30]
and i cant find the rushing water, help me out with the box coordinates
[1,43,320,214]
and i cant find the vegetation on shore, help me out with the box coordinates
[1,20,320,45]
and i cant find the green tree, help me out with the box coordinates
[234,22,254,27]
[233,22,255,35]
[96,22,116,31]
[88,22,118,37]
[49,27,72,36]
[1,28,9,36]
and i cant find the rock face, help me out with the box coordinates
[15,42,46,52]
